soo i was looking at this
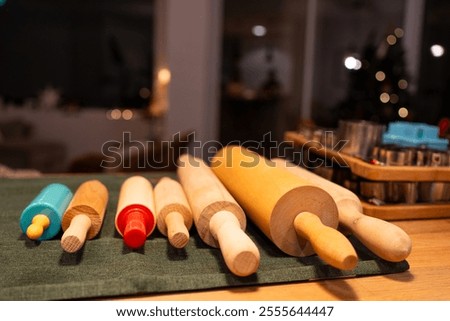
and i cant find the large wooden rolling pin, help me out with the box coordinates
[61,180,109,253]
[154,177,193,248]
[115,176,156,249]
[272,158,412,262]
[177,154,260,277]
[211,146,358,270]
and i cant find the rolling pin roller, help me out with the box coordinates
[177,154,260,277]
[272,158,412,262]
[20,183,73,241]
[154,177,193,248]
[115,176,156,249]
[211,146,358,270]
[61,180,109,253]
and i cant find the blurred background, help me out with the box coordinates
[0,0,448,173]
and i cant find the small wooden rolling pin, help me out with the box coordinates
[154,177,193,248]
[20,183,73,241]
[61,180,109,253]
[272,158,412,262]
[211,146,358,270]
[115,176,156,249]
[177,154,260,277]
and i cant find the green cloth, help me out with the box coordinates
[0,173,409,300]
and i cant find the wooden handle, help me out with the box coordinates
[61,214,92,253]
[294,212,358,270]
[165,211,190,248]
[340,206,412,262]
[209,210,260,276]
[154,177,193,248]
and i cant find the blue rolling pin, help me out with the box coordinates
[20,183,73,241]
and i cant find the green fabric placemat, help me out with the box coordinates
[0,173,409,300]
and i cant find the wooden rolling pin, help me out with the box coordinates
[177,154,260,277]
[154,177,193,248]
[272,158,412,262]
[115,176,156,249]
[211,146,358,270]
[61,180,109,253]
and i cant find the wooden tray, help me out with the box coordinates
[361,201,450,220]
[284,131,450,220]
[284,131,450,182]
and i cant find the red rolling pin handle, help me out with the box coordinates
[116,204,155,249]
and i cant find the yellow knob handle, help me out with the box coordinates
[26,214,50,240]
[294,212,358,270]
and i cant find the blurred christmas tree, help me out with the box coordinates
[335,28,412,125]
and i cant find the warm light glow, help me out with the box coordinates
[375,71,386,81]
[380,93,390,103]
[430,44,445,57]
[390,94,399,104]
[122,109,133,120]
[394,28,404,38]
[158,68,171,85]
[386,35,397,45]
[252,25,267,37]
[110,108,121,120]
[344,56,362,70]
[139,88,151,99]
[398,79,408,90]
[398,107,409,118]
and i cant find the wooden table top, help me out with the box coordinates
[120,218,450,301]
